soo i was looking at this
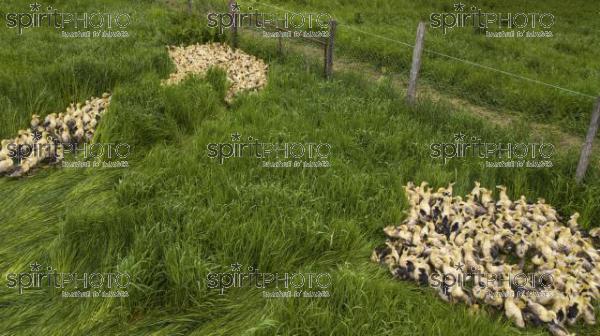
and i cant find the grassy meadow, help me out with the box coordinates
[0,0,599,335]
[198,0,600,135]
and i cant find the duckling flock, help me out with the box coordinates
[163,43,268,102]
[372,182,600,336]
[0,93,111,177]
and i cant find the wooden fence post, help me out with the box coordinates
[278,32,283,56]
[228,0,238,48]
[406,22,426,105]
[575,97,600,183]
[187,0,192,14]
[324,20,337,79]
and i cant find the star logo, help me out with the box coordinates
[231,132,241,142]
[30,2,41,11]
[231,262,242,272]
[453,132,466,142]
[455,262,465,272]
[30,262,41,272]
[32,130,43,141]
[230,2,240,12]
[453,3,465,11]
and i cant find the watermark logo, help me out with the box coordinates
[5,135,131,169]
[430,3,554,38]
[5,262,130,298]
[4,2,131,37]
[207,2,332,39]
[207,132,331,168]
[429,263,554,299]
[206,262,331,298]
[429,133,554,168]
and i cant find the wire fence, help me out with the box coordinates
[247,0,596,99]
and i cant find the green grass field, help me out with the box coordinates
[0,1,599,335]
[199,0,600,135]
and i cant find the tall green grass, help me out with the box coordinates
[0,1,598,335]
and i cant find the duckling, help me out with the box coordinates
[481,187,493,205]
[17,129,34,145]
[395,253,417,280]
[82,110,91,125]
[30,114,40,129]
[9,159,31,177]
[418,190,431,217]
[547,321,573,336]
[443,182,455,197]
[539,201,558,222]
[526,300,557,323]
[567,213,579,230]
[75,102,83,116]
[465,194,486,217]
[589,227,600,239]
[0,155,14,174]
[43,113,57,130]
[575,295,596,325]
[470,181,481,202]
[60,127,71,144]
[0,139,14,157]
[371,245,388,263]
[405,207,420,228]
[472,277,489,301]
[481,238,494,261]
[428,249,446,270]
[383,225,412,242]
[74,121,84,142]
[496,185,512,209]
[380,243,400,266]
[87,117,98,130]
[449,280,471,304]
[85,129,95,142]
[565,298,581,326]
[64,113,75,131]
[411,226,422,246]
[462,239,480,271]
[412,259,431,285]
[484,288,504,307]
[530,207,548,224]
[504,295,526,328]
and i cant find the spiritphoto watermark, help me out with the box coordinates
[4,134,131,169]
[207,132,331,168]
[4,2,131,37]
[427,263,554,299]
[5,262,130,298]
[207,2,332,38]
[206,262,331,298]
[430,3,554,38]
[429,133,554,168]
